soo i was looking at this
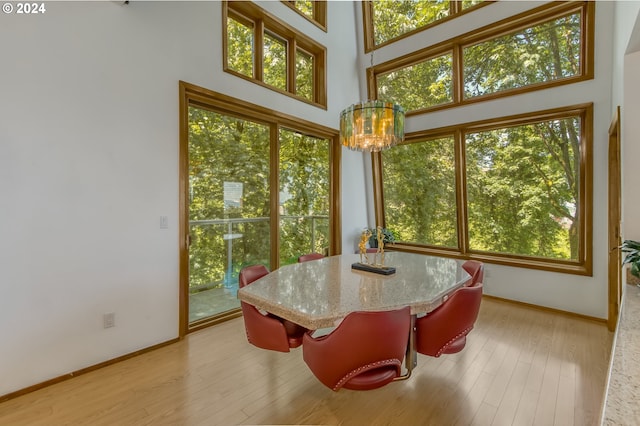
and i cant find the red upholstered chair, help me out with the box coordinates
[302,307,411,391]
[462,260,484,286]
[415,282,483,357]
[297,252,325,262]
[239,265,307,352]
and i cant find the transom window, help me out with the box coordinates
[363,0,486,51]
[282,0,327,31]
[224,1,327,108]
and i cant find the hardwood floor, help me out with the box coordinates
[0,297,612,425]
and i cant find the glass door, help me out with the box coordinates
[278,128,330,266]
[187,106,270,325]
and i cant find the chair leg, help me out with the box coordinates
[394,314,416,381]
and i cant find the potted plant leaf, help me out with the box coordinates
[620,239,640,284]
[368,227,396,249]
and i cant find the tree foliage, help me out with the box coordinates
[378,54,453,111]
[465,118,579,260]
[188,107,271,289]
[279,129,330,265]
[264,33,287,91]
[188,108,331,290]
[227,16,253,78]
[464,12,581,98]
[372,0,450,46]
[382,137,458,247]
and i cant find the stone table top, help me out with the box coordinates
[237,252,471,330]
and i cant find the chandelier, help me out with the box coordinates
[339,100,405,152]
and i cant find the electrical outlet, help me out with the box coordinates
[103,312,115,328]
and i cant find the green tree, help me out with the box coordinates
[382,137,458,247]
[464,12,581,98]
[465,118,579,260]
[372,0,450,46]
[188,107,271,288]
[279,129,330,265]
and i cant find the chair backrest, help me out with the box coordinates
[238,264,291,352]
[303,307,411,391]
[462,260,484,286]
[239,264,269,288]
[240,301,291,352]
[416,283,483,357]
[298,253,325,262]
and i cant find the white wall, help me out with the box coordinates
[0,1,361,396]
[614,1,640,242]
[356,1,616,318]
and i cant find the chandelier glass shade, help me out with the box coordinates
[339,100,405,152]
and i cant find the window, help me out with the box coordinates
[463,10,583,99]
[224,1,327,108]
[282,0,327,31]
[263,32,287,91]
[226,15,254,78]
[375,105,592,274]
[382,135,458,248]
[376,52,453,111]
[369,1,593,115]
[363,0,487,51]
[279,129,330,265]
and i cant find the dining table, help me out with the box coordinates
[237,251,472,376]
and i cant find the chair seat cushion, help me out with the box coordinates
[342,365,399,391]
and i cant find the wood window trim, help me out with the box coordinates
[282,1,327,32]
[367,1,594,116]
[223,1,327,109]
[371,103,593,276]
[362,0,492,53]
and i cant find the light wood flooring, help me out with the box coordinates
[0,297,613,426]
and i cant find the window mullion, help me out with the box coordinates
[453,44,463,105]
[255,19,264,82]
[455,129,469,255]
[270,124,280,269]
[288,38,296,94]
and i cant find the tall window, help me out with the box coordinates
[369,1,593,115]
[382,135,458,247]
[224,1,327,107]
[279,129,330,265]
[377,105,592,274]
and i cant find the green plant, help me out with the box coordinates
[620,239,640,278]
[368,227,396,247]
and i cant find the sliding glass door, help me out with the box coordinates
[180,83,340,332]
[187,106,271,324]
[278,128,330,266]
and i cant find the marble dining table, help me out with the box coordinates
[237,251,472,376]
